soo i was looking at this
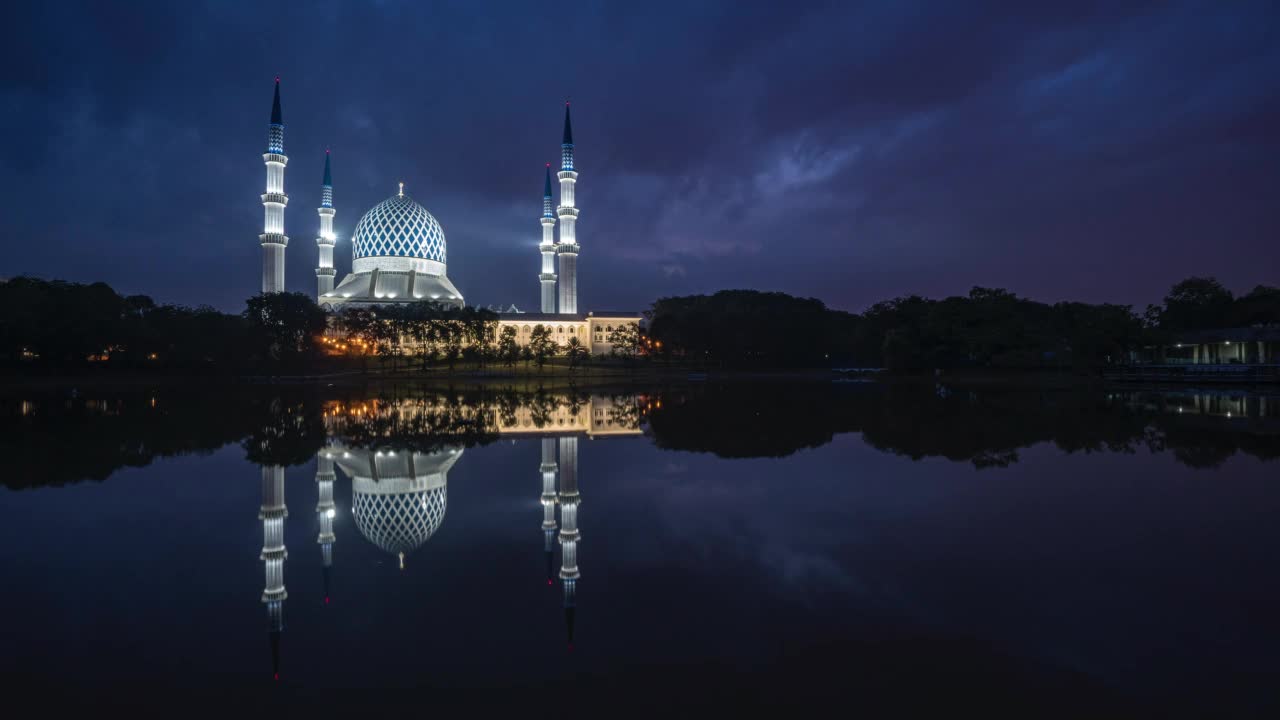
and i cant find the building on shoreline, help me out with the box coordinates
[1139,327,1279,365]
[258,80,639,354]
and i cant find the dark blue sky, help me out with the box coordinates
[3,0,1278,313]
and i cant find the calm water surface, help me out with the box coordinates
[1,382,1277,714]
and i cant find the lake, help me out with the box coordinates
[1,381,1277,714]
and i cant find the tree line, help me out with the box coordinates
[3,275,1275,374]
[647,278,1279,371]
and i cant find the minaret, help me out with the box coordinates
[315,450,336,604]
[260,77,289,294]
[558,435,580,648]
[315,150,336,299]
[539,438,558,585]
[259,465,288,680]
[539,165,558,313]
[556,103,580,315]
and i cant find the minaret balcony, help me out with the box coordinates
[557,207,579,218]
[556,243,580,255]
[540,272,558,282]
[318,207,335,217]
[316,267,336,277]
[316,235,336,247]
[262,153,289,165]
[260,232,289,247]
[558,170,578,181]
[262,193,289,205]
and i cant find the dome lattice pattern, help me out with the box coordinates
[351,195,446,264]
[352,486,447,556]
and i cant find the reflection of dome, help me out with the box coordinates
[351,194,445,265]
[352,482,446,556]
[330,446,463,560]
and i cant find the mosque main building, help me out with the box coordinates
[258,78,639,354]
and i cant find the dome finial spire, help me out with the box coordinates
[398,181,404,198]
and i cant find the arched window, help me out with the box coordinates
[557,326,564,334]
[522,325,531,334]
[606,325,613,332]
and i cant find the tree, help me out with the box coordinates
[1230,285,1280,326]
[243,292,328,366]
[497,325,520,368]
[529,325,554,370]
[1155,277,1233,331]
[565,336,589,373]
[607,322,642,365]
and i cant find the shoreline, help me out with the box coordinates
[5,367,1276,395]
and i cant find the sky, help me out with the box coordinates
[2,0,1278,313]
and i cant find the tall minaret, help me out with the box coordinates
[315,450,336,604]
[539,438,559,585]
[315,150,336,300]
[557,435,580,648]
[259,465,288,680]
[260,77,289,294]
[539,165,558,313]
[556,103,580,315]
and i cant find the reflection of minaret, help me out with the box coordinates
[259,465,288,680]
[557,436,580,648]
[540,438,558,585]
[316,451,336,604]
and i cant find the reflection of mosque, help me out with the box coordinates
[256,394,641,678]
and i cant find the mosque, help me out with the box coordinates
[257,78,640,354]
[257,394,641,679]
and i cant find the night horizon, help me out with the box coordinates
[4,1,1278,313]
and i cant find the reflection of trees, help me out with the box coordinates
[645,383,1278,469]
[242,394,328,466]
[3,389,316,490]
[8,383,1274,491]
[607,393,643,429]
[322,390,500,453]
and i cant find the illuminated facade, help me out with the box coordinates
[318,182,464,311]
[252,80,637,352]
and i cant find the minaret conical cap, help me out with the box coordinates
[562,102,573,145]
[322,149,332,186]
[270,77,283,125]
[544,164,553,197]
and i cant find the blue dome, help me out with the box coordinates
[351,193,446,264]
